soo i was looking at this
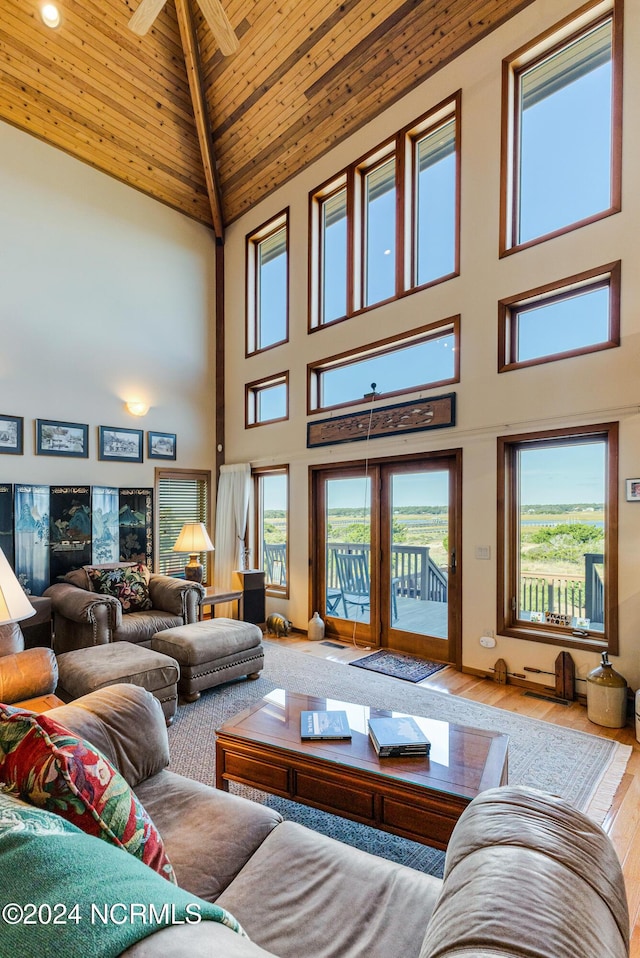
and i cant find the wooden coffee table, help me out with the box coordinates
[215,689,508,850]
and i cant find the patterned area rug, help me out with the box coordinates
[167,641,631,879]
[349,649,446,682]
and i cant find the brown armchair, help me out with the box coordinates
[44,565,204,654]
[0,621,58,705]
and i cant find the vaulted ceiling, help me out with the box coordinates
[0,0,535,234]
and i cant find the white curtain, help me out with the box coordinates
[213,463,251,615]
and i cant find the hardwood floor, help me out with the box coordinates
[278,634,640,957]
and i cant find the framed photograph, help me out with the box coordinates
[0,415,23,455]
[147,431,177,461]
[626,479,640,501]
[36,419,88,458]
[99,426,143,463]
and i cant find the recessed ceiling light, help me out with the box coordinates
[41,3,61,28]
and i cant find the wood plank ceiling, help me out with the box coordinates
[0,0,536,234]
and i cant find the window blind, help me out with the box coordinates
[157,476,209,579]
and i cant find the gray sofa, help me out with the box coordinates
[0,683,626,958]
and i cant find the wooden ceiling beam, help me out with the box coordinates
[175,0,225,238]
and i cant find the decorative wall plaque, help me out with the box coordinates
[307,393,456,448]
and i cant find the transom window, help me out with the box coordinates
[501,0,622,254]
[309,92,460,329]
[308,317,459,414]
[497,423,618,652]
[246,372,289,427]
[246,210,289,355]
[498,261,620,371]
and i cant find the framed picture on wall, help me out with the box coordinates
[0,415,23,455]
[36,419,88,458]
[99,426,143,463]
[625,479,640,501]
[147,431,176,460]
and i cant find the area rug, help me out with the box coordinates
[349,649,446,682]
[167,641,631,879]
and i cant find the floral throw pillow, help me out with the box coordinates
[0,704,176,883]
[86,564,152,613]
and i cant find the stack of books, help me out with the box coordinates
[368,716,431,758]
[300,709,352,741]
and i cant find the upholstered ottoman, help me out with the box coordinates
[55,641,180,724]
[151,618,264,703]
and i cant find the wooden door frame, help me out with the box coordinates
[309,447,462,668]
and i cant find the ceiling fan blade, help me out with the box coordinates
[197,0,239,55]
[128,0,170,36]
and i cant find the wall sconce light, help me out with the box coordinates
[125,400,149,417]
[40,3,61,28]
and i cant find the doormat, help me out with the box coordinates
[349,649,446,683]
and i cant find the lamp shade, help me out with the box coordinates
[0,547,35,626]
[172,522,214,555]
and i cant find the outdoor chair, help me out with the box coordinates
[334,551,399,622]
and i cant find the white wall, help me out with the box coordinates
[0,120,217,490]
[223,0,640,689]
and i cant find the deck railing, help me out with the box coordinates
[520,553,604,622]
[326,542,448,603]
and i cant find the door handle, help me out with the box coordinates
[449,550,457,574]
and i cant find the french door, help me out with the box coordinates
[311,451,461,665]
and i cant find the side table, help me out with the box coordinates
[14,693,65,713]
[199,586,243,621]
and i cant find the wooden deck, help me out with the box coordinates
[334,594,448,639]
[278,634,640,958]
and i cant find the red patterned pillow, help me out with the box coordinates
[0,704,175,883]
[85,564,152,613]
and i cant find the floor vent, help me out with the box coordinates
[523,691,571,706]
[320,641,347,649]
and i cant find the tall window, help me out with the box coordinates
[254,467,289,596]
[320,185,348,324]
[247,210,289,354]
[156,469,211,582]
[309,92,460,329]
[497,423,618,652]
[501,0,622,254]
[308,317,458,413]
[363,156,396,307]
[413,116,457,287]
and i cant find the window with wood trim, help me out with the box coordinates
[501,0,622,255]
[246,372,289,427]
[308,317,459,414]
[309,92,460,329]
[498,261,620,371]
[246,209,289,355]
[253,466,289,597]
[497,423,618,653]
[155,468,211,582]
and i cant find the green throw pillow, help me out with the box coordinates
[0,790,246,958]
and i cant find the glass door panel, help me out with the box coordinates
[325,476,372,626]
[389,470,449,640]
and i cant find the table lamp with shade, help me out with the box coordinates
[0,547,35,656]
[172,522,214,583]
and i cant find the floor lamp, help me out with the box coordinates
[0,547,35,656]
